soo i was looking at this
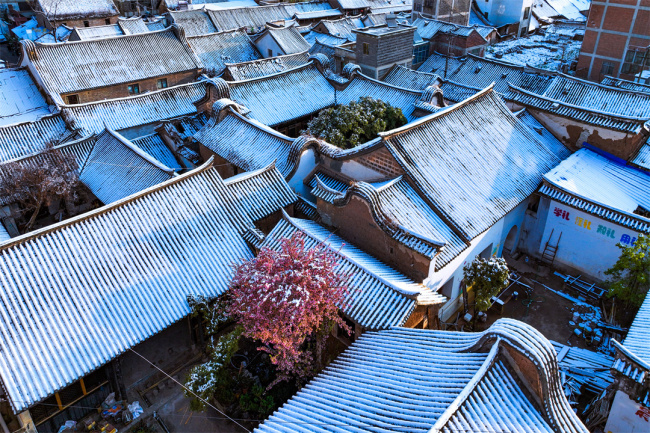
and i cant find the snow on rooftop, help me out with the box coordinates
[37,0,119,20]
[263,216,444,329]
[0,114,75,163]
[381,88,564,239]
[224,52,309,80]
[541,148,650,228]
[0,162,264,413]
[187,29,262,75]
[631,140,650,172]
[0,68,51,127]
[623,291,650,366]
[256,319,587,432]
[484,34,581,71]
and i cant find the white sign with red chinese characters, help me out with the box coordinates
[605,390,650,433]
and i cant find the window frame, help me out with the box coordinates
[127,83,140,95]
[157,78,168,89]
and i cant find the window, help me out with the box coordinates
[157,78,168,89]
[268,48,273,57]
[105,18,111,25]
[523,7,530,20]
[128,83,140,95]
[83,21,89,27]
[413,43,429,64]
[363,43,369,55]
[621,47,649,75]
[66,94,79,104]
[600,61,615,76]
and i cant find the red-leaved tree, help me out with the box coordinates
[224,232,350,385]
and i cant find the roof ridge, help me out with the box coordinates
[0,112,63,130]
[378,85,495,138]
[225,60,316,84]
[429,338,501,432]
[0,158,215,252]
[32,25,174,47]
[281,214,428,297]
[226,108,294,142]
[224,50,307,67]
[509,83,650,121]
[555,73,650,97]
[223,161,278,185]
[0,133,94,165]
[102,128,175,174]
[186,27,250,39]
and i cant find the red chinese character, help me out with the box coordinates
[635,406,650,421]
[562,210,570,220]
[554,207,562,217]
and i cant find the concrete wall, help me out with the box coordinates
[525,198,642,281]
[431,198,530,322]
[605,390,650,433]
[289,148,318,198]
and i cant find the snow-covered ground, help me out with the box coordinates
[485,34,581,71]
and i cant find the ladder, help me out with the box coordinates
[541,229,562,265]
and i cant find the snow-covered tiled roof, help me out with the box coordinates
[542,74,650,119]
[438,79,483,103]
[313,177,468,269]
[69,24,124,40]
[227,62,335,126]
[224,52,309,80]
[22,27,202,98]
[631,139,650,172]
[381,87,564,239]
[207,4,294,32]
[263,216,445,329]
[224,163,297,221]
[36,0,119,20]
[0,68,51,127]
[623,291,650,366]
[259,26,311,55]
[539,148,650,233]
[413,16,495,40]
[145,19,167,32]
[80,129,176,204]
[256,319,587,433]
[187,29,261,75]
[366,0,412,12]
[317,16,364,41]
[516,109,572,159]
[0,114,76,163]
[225,61,435,126]
[0,161,263,413]
[194,106,308,177]
[118,17,152,35]
[382,65,440,91]
[61,81,208,135]
[303,30,349,46]
[508,85,650,134]
[532,0,586,21]
[333,0,370,10]
[131,133,183,171]
[418,53,555,97]
[0,222,9,243]
[169,8,218,36]
[601,76,650,94]
[336,74,430,121]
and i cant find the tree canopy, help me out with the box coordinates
[463,257,510,313]
[0,143,79,231]
[605,234,650,308]
[304,97,407,149]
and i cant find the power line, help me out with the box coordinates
[125,347,250,433]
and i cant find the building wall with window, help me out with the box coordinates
[353,25,416,80]
[412,0,472,25]
[61,71,195,105]
[576,0,650,81]
[475,0,533,32]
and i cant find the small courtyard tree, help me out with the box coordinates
[463,257,510,316]
[605,234,650,308]
[0,143,79,231]
[303,97,407,149]
[184,232,349,411]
